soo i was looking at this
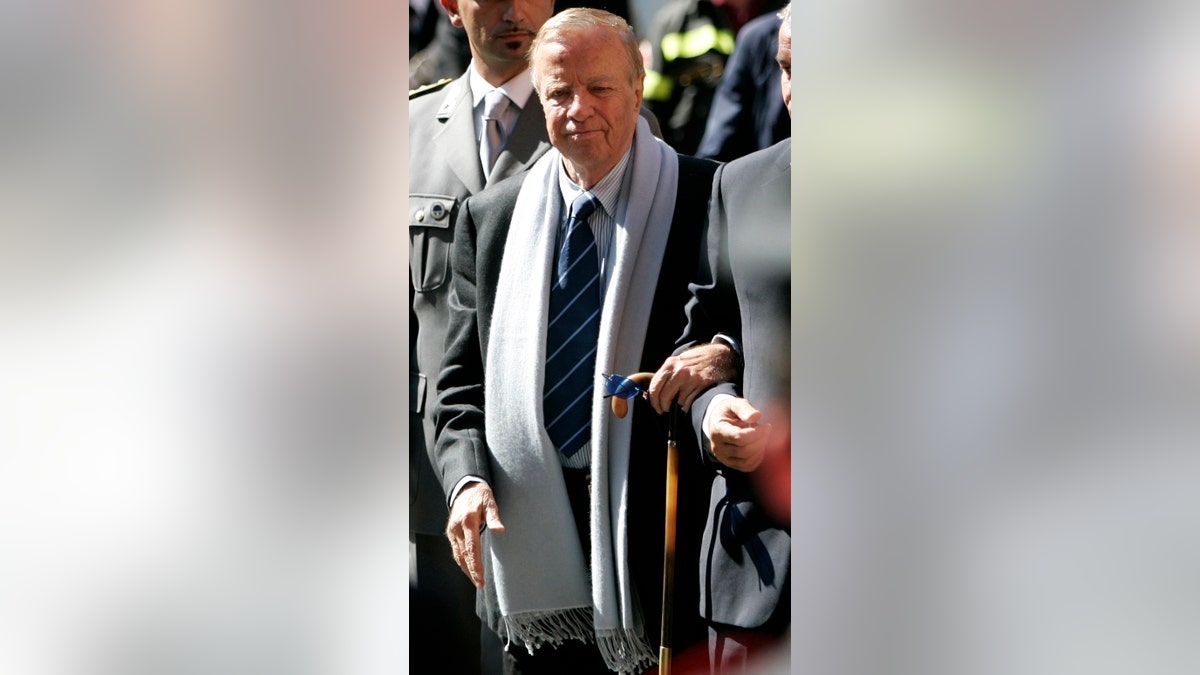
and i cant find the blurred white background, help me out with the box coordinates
[1,0,1198,674]
[1,1,409,673]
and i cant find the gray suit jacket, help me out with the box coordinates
[409,73,552,535]
[683,138,792,629]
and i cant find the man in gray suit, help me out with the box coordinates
[408,0,555,671]
[649,5,792,672]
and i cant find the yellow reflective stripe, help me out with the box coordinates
[643,69,674,101]
[660,25,735,62]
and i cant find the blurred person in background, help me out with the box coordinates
[694,4,790,161]
[640,0,783,153]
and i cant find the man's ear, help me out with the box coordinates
[441,0,464,28]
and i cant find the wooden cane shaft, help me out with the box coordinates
[660,439,678,668]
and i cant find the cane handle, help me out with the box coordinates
[610,371,654,418]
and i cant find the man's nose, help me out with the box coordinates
[567,92,594,119]
[502,0,523,23]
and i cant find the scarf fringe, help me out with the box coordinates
[504,606,595,654]
[503,609,657,674]
[597,627,658,674]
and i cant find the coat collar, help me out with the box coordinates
[432,75,553,189]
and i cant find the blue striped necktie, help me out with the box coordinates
[543,192,602,458]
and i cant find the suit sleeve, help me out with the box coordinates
[679,161,743,354]
[432,197,492,503]
[680,161,745,459]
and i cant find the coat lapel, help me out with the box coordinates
[488,97,552,185]
[433,77,487,194]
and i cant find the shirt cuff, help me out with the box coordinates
[711,333,743,362]
[449,475,487,509]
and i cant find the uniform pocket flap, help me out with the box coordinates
[409,194,457,230]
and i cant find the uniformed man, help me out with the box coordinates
[408,0,556,672]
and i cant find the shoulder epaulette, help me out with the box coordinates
[409,78,453,99]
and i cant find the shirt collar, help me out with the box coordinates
[557,145,633,220]
[468,61,535,110]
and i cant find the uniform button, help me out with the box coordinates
[430,202,447,220]
[414,209,425,222]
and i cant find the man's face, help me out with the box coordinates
[777,21,792,115]
[535,29,643,186]
[443,0,554,77]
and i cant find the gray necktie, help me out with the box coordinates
[480,90,510,175]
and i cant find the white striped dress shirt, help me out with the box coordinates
[555,147,635,469]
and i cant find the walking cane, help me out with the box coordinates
[602,372,677,675]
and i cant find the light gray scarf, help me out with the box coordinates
[483,118,678,673]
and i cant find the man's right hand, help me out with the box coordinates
[647,342,738,414]
[445,482,505,589]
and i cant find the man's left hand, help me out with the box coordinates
[708,396,772,472]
